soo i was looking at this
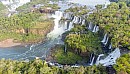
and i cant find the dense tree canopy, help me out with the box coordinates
[65,6,89,16]
[0,59,107,74]
[0,12,53,43]
[114,53,130,74]
[87,2,130,49]
[65,25,102,56]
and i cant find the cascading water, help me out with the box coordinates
[96,48,120,66]
[90,55,95,65]
[0,2,75,60]
[109,43,112,49]
[104,37,109,45]
[81,19,85,25]
[72,16,76,23]
[47,11,65,39]
[101,33,107,43]
[1,0,30,17]
[64,21,68,30]
[0,0,117,67]
[89,53,92,63]
[79,17,82,24]
[88,22,93,30]
[68,21,74,30]
[95,26,99,32]
[92,25,97,32]
[1,0,30,11]
[74,16,79,24]
[95,54,104,65]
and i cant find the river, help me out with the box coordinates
[0,0,110,61]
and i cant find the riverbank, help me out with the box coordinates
[0,39,21,48]
[0,23,54,48]
[0,12,55,48]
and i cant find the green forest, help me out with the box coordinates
[0,12,53,43]
[0,0,130,74]
[0,59,107,74]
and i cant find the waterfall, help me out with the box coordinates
[67,21,70,29]
[73,16,77,23]
[68,21,74,30]
[74,16,79,24]
[90,56,95,65]
[95,26,99,32]
[89,53,93,63]
[101,33,107,43]
[81,19,85,25]
[95,54,104,65]
[88,22,93,30]
[92,25,97,32]
[104,37,109,45]
[68,13,71,20]
[1,0,30,12]
[72,16,76,23]
[64,13,68,19]
[96,48,120,66]
[47,11,65,38]
[79,17,82,24]
[70,14,73,20]
[109,43,112,49]
[1,0,30,17]
[64,21,68,30]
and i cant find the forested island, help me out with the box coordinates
[0,0,130,74]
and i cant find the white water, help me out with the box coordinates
[64,21,68,30]
[96,48,120,66]
[90,54,92,62]
[0,0,119,67]
[109,43,112,49]
[1,0,30,12]
[90,56,95,65]
[92,25,97,32]
[79,17,82,24]
[101,33,107,43]
[73,16,78,23]
[95,54,104,64]
[68,21,74,30]
[47,11,65,39]
[95,26,99,32]
[82,19,85,25]
[72,16,76,23]
[88,22,93,30]
[104,37,109,45]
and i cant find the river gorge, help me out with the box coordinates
[0,0,123,67]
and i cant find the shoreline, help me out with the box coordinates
[0,39,21,48]
[0,36,49,48]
